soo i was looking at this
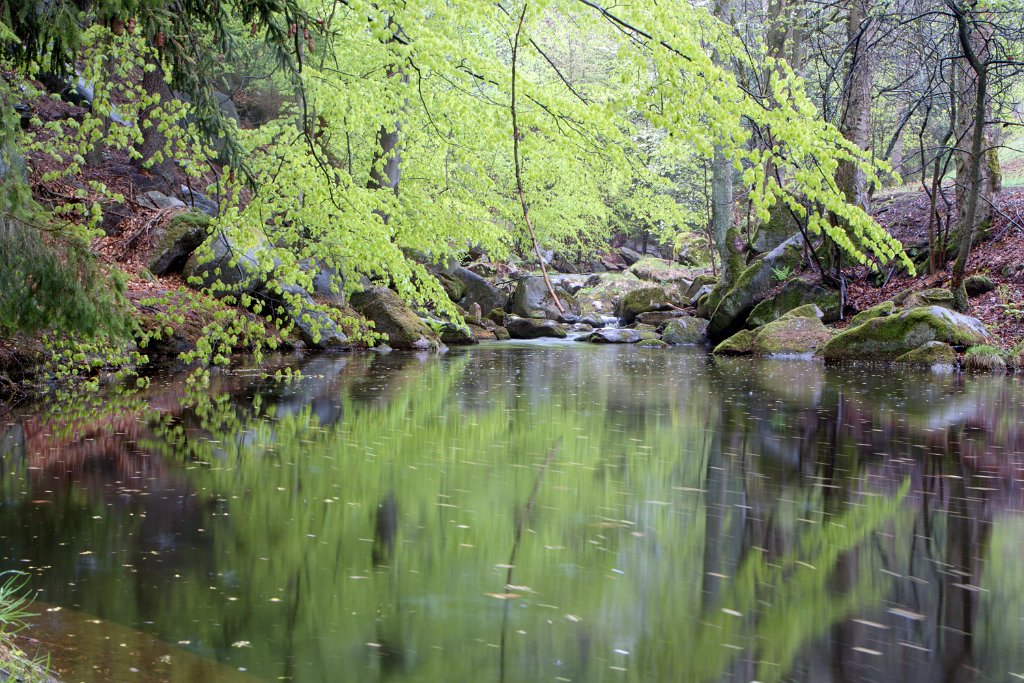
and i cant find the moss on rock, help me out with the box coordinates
[712,328,757,355]
[662,316,709,345]
[848,301,896,328]
[746,278,839,328]
[821,306,988,362]
[895,341,957,367]
[615,286,676,324]
[350,287,443,351]
[751,315,832,355]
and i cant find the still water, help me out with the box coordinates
[1,343,1023,683]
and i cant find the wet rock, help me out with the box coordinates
[577,314,608,328]
[350,287,444,351]
[615,286,678,325]
[510,276,581,319]
[712,328,758,355]
[751,315,832,355]
[746,277,840,328]
[662,316,709,345]
[635,310,687,326]
[895,341,957,368]
[707,233,804,341]
[433,320,476,345]
[636,338,669,348]
[148,211,210,275]
[581,328,658,344]
[821,306,989,362]
[493,326,511,340]
[504,316,568,339]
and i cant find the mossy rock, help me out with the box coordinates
[751,316,832,355]
[707,233,804,341]
[897,287,955,310]
[511,276,580,319]
[493,326,511,341]
[436,272,466,302]
[634,323,658,332]
[486,308,507,326]
[712,328,758,355]
[685,274,718,301]
[615,286,677,324]
[636,339,669,348]
[895,341,957,367]
[350,287,443,351]
[635,310,686,327]
[746,278,839,328]
[965,274,997,297]
[964,345,1007,373]
[504,317,567,339]
[183,227,273,296]
[434,320,476,345]
[662,316,709,345]
[821,306,989,362]
[149,211,211,275]
[626,257,692,286]
[781,304,824,320]
[849,301,896,328]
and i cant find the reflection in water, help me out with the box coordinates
[1,346,1023,682]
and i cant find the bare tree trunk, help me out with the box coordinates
[952,10,1000,260]
[835,0,874,212]
[950,4,989,311]
[135,57,178,193]
[510,5,563,315]
[710,0,743,285]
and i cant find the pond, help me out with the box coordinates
[1,343,1023,682]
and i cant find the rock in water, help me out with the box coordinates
[662,317,709,345]
[504,317,568,339]
[615,286,677,325]
[510,276,581,320]
[820,306,988,362]
[581,328,659,344]
[751,316,832,355]
[451,267,508,314]
[707,233,804,341]
[746,277,840,328]
[350,287,444,351]
[258,281,348,349]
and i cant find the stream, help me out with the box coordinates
[1,343,1023,682]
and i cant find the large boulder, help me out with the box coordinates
[148,211,210,275]
[615,286,678,325]
[897,287,955,310]
[350,287,444,351]
[510,276,581,320]
[581,328,659,344]
[505,317,568,339]
[751,315,832,355]
[626,258,692,287]
[895,341,957,368]
[434,320,476,345]
[451,266,508,314]
[662,316,709,345]
[820,306,989,362]
[635,310,687,327]
[258,281,348,349]
[183,228,273,296]
[746,277,840,328]
[849,301,896,327]
[707,233,804,341]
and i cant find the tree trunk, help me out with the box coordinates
[950,6,989,311]
[711,0,742,285]
[135,57,178,193]
[835,0,874,212]
[952,12,1000,259]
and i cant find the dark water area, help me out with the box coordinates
[2,343,1024,682]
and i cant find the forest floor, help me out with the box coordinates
[845,186,1024,350]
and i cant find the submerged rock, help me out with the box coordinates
[350,287,444,351]
[820,306,988,362]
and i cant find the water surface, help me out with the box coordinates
[1,344,1023,682]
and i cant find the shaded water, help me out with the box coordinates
[2,344,1024,682]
